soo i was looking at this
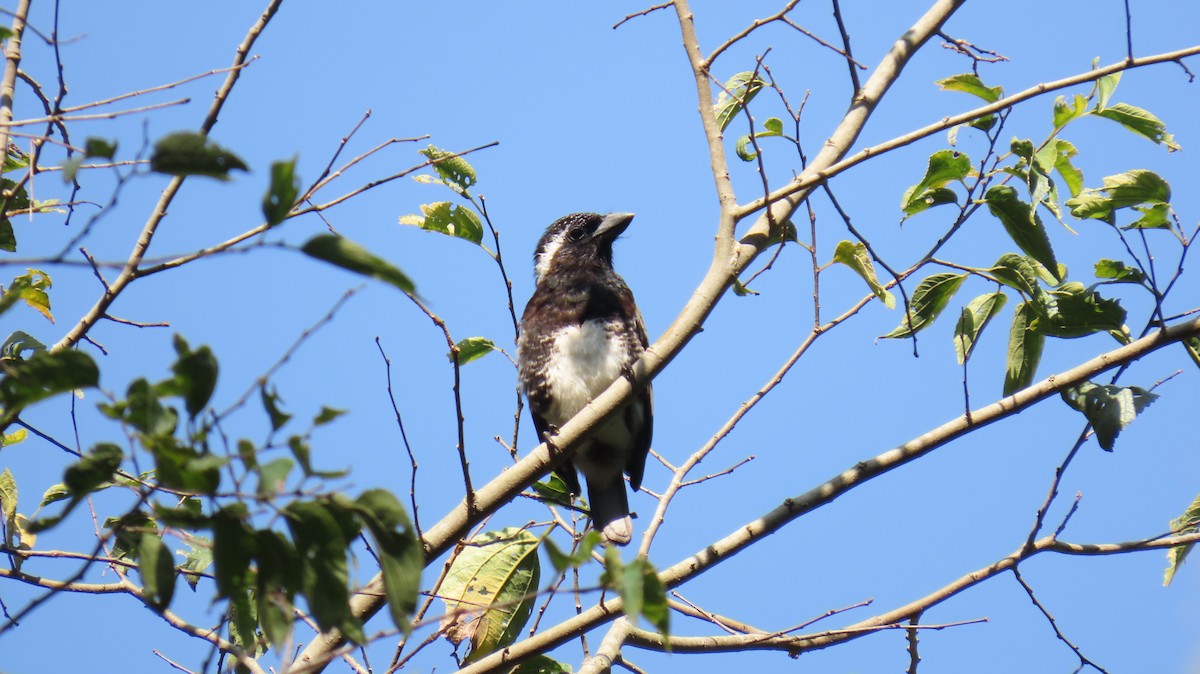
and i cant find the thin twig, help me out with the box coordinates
[1012,566,1108,673]
[612,2,674,30]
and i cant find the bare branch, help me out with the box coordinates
[0,0,32,158]
[1012,567,1108,673]
[612,2,674,30]
[50,0,287,355]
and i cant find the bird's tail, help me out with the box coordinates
[586,475,632,546]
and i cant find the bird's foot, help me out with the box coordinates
[620,362,638,384]
[540,426,561,451]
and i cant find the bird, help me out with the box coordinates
[517,212,652,546]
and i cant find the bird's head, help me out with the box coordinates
[533,212,634,282]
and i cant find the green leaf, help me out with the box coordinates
[1007,140,1059,218]
[0,179,30,252]
[263,157,300,226]
[531,474,574,508]
[763,218,799,247]
[353,489,422,633]
[418,145,477,196]
[2,143,28,174]
[285,501,359,641]
[84,137,118,160]
[260,384,292,431]
[1033,282,1128,341]
[312,406,347,426]
[1,330,46,361]
[104,378,177,437]
[0,427,25,447]
[1003,302,1044,395]
[227,588,264,658]
[13,514,36,551]
[26,443,125,532]
[542,530,601,573]
[170,337,218,419]
[450,337,496,366]
[0,348,98,412]
[734,116,785,161]
[286,435,345,479]
[881,273,967,339]
[440,527,541,662]
[1094,102,1180,151]
[1067,170,1171,220]
[64,443,123,497]
[106,511,157,562]
[39,483,70,508]
[601,548,669,637]
[1094,259,1145,284]
[984,185,1061,282]
[253,529,301,646]
[714,71,766,131]
[212,505,254,599]
[180,536,214,591]
[936,73,1002,102]
[152,497,208,528]
[1183,336,1200,370]
[138,532,177,612]
[400,201,485,245]
[0,269,52,321]
[1052,94,1089,129]
[954,292,1008,364]
[510,655,573,674]
[731,279,759,297]
[1126,202,1171,230]
[636,558,670,637]
[236,439,260,472]
[60,157,83,184]
[1060,381,1158,451]
[1,178,31,212]
[830,240,894,308]
[145,437,223,495]
[301,234,416,295]
[987,253,1054,299]
[0,467,16,532]
[1165,491,1200,586]
[900,150,972,217]
[1095,72,1120,111]
[937,73,1001,131]
[0,219,13,253]
[288,435,313,475]
[150,131,249,180]
[1051,139,1084,198]
[256,457,294,498]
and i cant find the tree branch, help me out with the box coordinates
[50,0,285,354]
[737,44,1200,219]
[0,0,31,156]
[450,317,1200,673]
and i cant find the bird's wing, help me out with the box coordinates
[626,308,653,492]
[626,381,652,491]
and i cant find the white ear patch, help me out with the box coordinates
[534,229,568,281]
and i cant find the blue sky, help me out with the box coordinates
[2,1,1199,672]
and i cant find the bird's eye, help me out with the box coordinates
[566,227,586,242]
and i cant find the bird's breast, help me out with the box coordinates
[542,319,633,425]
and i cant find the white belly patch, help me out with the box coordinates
[544,319,628,424]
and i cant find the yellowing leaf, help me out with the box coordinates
[439,528,540,662]
[831,240,894,308]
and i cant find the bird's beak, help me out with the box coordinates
[594,212,635,240]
